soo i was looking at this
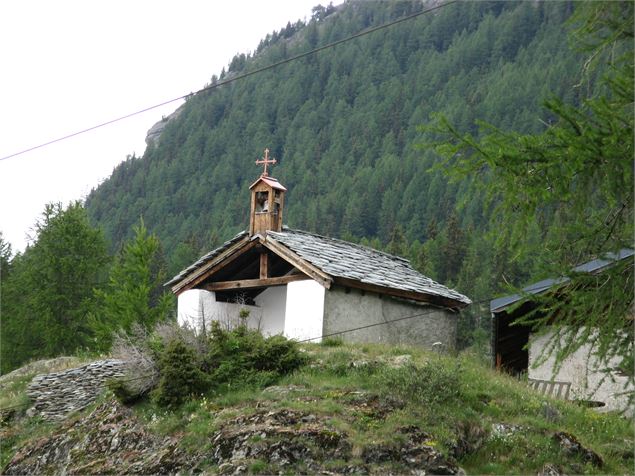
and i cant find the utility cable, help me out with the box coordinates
[0,0,457,162]
[297,296,492,343]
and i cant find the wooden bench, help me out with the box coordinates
[527,378,571,400]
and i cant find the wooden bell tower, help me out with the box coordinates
[249,148,287,236]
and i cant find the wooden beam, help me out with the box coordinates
[259,252,269,279]
[203,273,310,291]
[263,238,333,289]
[334,277,466,310]
[173,239,257,295]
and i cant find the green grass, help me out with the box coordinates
[1,343,633,474]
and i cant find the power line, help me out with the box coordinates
[298,296,492,343]
[0,0,457,162]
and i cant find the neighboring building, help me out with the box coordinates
[490,249,634,413]
[166,149,471,349]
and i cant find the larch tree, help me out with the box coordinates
[435,2,634,380]
[91,220,174,351]
[1,203,109,372]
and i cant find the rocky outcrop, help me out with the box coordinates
[553,431,604,468]
[26,359,128,421]
[209,404,463,475]
[145,106,184,146]
[5,391,463,475]
[3,400,189,475]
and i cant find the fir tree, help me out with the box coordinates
[1,203,109,372]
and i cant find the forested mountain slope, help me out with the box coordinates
[85,0,584,299]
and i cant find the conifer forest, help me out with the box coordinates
[1,0,632,372]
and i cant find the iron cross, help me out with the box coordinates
[256,148,277,176]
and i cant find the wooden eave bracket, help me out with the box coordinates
[263,237,333,290]
[333,277,467,311]
[203,273,310,291]
[172,237,254,295]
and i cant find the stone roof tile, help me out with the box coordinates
[165,231,248,287]
[166,228,471,306]
[267,229,470,305]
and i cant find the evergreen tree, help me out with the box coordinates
[0,231,12,281]
[91,220,174,351]
[1,203,109,373]
[435,2,634,376]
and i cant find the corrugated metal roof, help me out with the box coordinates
[267,228,471,306]
[490,249,634,313]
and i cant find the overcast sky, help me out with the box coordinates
[1,0,338,253]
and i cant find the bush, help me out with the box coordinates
[110,321,307,407]
[321,337,344,347]
[107,378,141,404]
[375,361,462,406]
[203,322,307,391]
[154,339,208,408]
[110,325,160,400]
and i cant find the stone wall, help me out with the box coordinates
[323,286,457,351]
[27,359,128,421]
[529,330,634,415]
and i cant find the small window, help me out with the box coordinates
[255,191,269,212]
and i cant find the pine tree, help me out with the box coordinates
[0,231,12,281]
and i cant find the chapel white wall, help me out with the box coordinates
[177,289,263,333]
[283,280,325,342]
[253,286,287,336]
[529,329,634,415]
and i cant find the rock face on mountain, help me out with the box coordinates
[145,106,184,146]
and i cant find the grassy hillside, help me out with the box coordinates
[2,343,633,474]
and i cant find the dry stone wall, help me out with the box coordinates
[27,359,128,421]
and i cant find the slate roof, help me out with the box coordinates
[490,248,634,313]
[165,231,248,287]
[166,226,471,307]
[267,229,471,306]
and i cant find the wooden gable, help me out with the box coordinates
[171,235,332,303]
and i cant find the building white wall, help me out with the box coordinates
[177,289,263,333]
[283,280,325,342]
[254,286,287,336]
[529,329,634,414]
[177,289,201,329]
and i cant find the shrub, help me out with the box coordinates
[110,325,160,400]
[374,361,462,406]
[111,321,306,407]
[154,339,208,408]
[203,322,307,391]
[107,378,141,404]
